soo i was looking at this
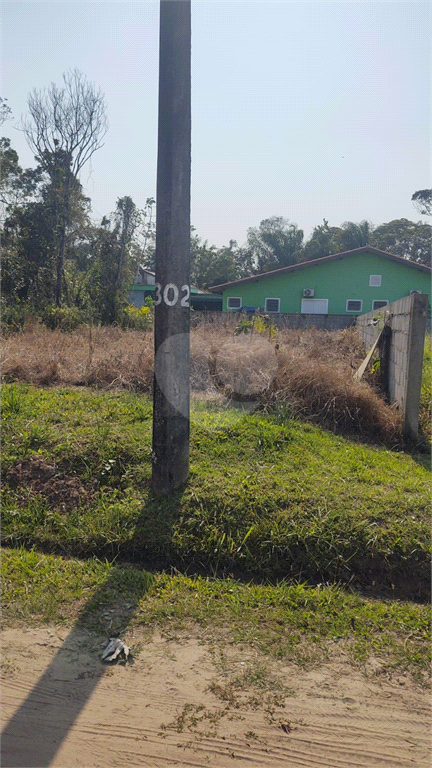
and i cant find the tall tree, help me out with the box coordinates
[188,232,253,289]
[191,241,238,289]
[228,239,255,279]
[302,219,344,261]
[372,218,431,267]
[113,196,140,293]
[338,220,374,251]
[132,197,156,271]
[1,200,57,308]
[1,142,53,307]
[22,69,107,305]
[411,189,432,216]
[246,216,304,272]
[1,150,91,310]
[87,197,140,323]
[0,138,42,223]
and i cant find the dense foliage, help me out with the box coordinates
[1,78,430,326]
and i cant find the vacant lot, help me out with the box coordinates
[1,324,430,767]
[2,383,430,596]
[2,321,408,444]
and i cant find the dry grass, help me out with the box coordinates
[273,350,402,444]
[1,320,404,445]
[2,323,154,392]
[270,327,402,445]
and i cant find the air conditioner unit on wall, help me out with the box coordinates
[303,288,315,297]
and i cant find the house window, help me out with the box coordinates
[265,298,280,313]
[227,297,242,310]
[301,298,328,314]
[372,300,389,310]
[346,299,363,312]
[369,275,382,287]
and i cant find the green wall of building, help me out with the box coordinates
[222,251,430,314]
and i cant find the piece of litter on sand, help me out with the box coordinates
[101,637,130,662]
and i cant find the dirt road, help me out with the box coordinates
[1,625,430,768]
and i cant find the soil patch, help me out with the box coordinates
[3,456,97,513]
[1,624,430,768]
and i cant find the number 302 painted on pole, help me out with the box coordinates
[154,283,190,307]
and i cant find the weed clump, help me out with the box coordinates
[271,349,403,446]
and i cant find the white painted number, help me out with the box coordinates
[154,283,190,307]
[163,283,179,306]
[181,284,190,307]
[155,282,162,306]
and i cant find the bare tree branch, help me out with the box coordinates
[21,70,108,305]
[23,70,108,176]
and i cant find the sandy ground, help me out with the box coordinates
[1,624,430,768]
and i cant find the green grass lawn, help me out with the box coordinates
[2,547,430,685]
[1,384,430,598]
[2,382,430,684]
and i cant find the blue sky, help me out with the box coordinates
[2,0,430,247]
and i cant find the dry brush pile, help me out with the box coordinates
[2,319,404,446]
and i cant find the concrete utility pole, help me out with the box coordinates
[152,0,191,495]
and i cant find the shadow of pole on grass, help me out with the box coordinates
[1,491,184,768]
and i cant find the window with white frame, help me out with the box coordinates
[369,275,382,287]
[346,299,363,312]
[265,297,280,313]
[227,296,242,309]
[372,300,389,310]
[301,298,328,314]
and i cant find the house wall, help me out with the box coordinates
[128,286,153,307]
[135,269,155,286]
[222,252,430,314]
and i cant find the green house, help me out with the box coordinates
[208,247,431,316]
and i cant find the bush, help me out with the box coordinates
[0,298,36,335]
[121,299,154,330]
[41,306,87,332]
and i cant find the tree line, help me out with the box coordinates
[1,72,430,330]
